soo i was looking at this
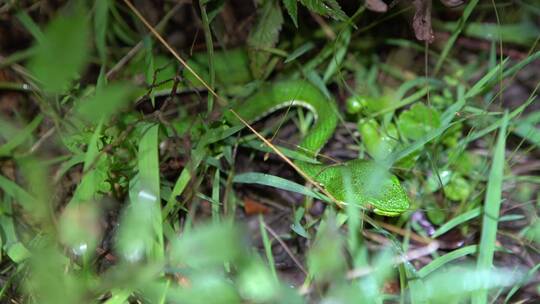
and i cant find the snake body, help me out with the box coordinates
[165,49,410,215]
[225,79,410,216]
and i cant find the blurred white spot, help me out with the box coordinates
[71,242,88,256]
[138,190,157,203]
[124,246,144,263]
[440,170,451,180]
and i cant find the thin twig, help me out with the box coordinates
[262,220,308,276]
[373,219,434,245]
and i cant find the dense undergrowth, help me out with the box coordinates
[0,0,539,303]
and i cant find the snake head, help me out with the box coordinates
[371,175,410,216]
[315,160,410,216]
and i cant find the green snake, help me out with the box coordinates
[144,49,410,216]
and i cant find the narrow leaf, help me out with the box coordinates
[282,0,298,27]
[234,172,326,200]
[300,0,347,21]
[94,0,110,63]
[473,111,509,304]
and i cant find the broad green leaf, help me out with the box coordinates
[427,207,446,225]
[74,83,133,123]
[247,0,284,79]
[443,174,471,201]
[388,89,465,162]
[397,103,441,141]
[28,4,90,93]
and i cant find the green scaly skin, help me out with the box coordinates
[143,48,410,215]
[225,80,410,216]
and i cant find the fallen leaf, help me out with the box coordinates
[440,0,466,7]
[412,0,435,43]
[366,0,388,12]
[243,196,271,215]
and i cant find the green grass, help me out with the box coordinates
[0,0,538,303]
[473,111,509,304]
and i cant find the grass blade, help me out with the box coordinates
[0,115,43,157]
[418,245,478,278]
[473,111,509,304]
[68,120,104,205]
[137,124,163,260]
[259,216,278,282]
[504,263,540,303]
[434,0,479,74]
[117,124,164,262]
[233,172,326,200]
[0,174,38,211]
[432,207,481,238]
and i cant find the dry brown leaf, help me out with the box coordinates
[366,0,388,12]
[243,196,271,215]
[440,0,466,7]
[412,0,435,43]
